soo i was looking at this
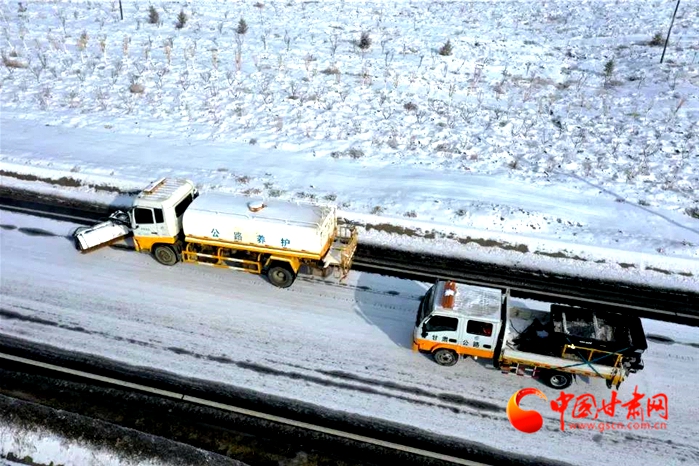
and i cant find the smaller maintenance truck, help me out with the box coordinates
[413,280,647,389]
[73,178,358,288]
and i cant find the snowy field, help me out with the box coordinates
[0,423,166,466]
[0,0,698,291]
[1,209,699,466]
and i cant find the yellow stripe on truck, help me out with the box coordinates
[133,235,177,252]
[413,338,495,360]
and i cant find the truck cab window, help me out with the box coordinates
[134,208,154,224]
[424,316,458,333]
[153,208,164,223]
[174,194,194,218]
[467,320,493,337]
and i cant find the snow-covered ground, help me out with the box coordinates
[1,0,698,291]
[1,210,698,466]
[0,422,163,466]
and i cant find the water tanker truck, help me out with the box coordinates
[414,280,647,389]
[73,178,358,288]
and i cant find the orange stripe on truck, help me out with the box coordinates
[413,338,495,359]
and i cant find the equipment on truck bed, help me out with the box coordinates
[413,280,647,389]
[72,178,358,288]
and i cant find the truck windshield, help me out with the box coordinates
[416,286,434,326]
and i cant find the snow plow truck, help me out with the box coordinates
[414,280,647,389]
[73,177,358,288]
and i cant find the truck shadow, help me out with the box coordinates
[352,271,431,350]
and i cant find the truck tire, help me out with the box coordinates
[153,245,178,266]
[266,264,296,288]
[544,371,573,389]
[433,348,458,366]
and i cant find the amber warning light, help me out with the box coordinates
[442,281,457,309]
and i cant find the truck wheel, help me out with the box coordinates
[153,245,178,266]
[545,371,573,389]
[267,264,296,288]
[433,349,458,366]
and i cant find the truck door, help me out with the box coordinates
[463,320,497,354]
[421,315,460,346]
[132,207,169,237]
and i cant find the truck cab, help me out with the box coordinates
[413,280,504,366]
[128,178,198,258]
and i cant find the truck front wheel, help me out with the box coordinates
[433,349,458,366]
[153,245,178,266]
[266,264,296,288]
[544,371,573,389]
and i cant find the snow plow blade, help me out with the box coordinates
[73,211,132,252]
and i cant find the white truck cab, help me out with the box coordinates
[413,280,504,366]
[128,178,198,253]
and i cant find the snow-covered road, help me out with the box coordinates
[1,210,698,466]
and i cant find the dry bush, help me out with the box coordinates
[175,10,188,29]
[236,18,248,35]
[2,53,28,69]
[321,66,340,75]
[148,6,159,24]
[649,32,664,47]
[438,39,453,56]
[358,31,371,50]
[129,83,145,93]
[403,102,417,111]
[77,31,89,51]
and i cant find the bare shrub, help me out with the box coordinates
[358,31,371,50]
[130,82,145,94]
[236,18,248,35]
[438,39,453,56]
[175,10,188,29]
[686,207,699,219]
[649,32,664,47]
[77,31,89,51]
[330,148,364,159]
[148,6,159,24]
[603,58,614,86]
[321,66,340,75]
[2,52,28,69]
[404,210,417,218]
[371,205,384,215]
[254,2,264,8]
[403,102,417,111]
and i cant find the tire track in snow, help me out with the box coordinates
[0,306,502,421]
[165,345,505,421]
